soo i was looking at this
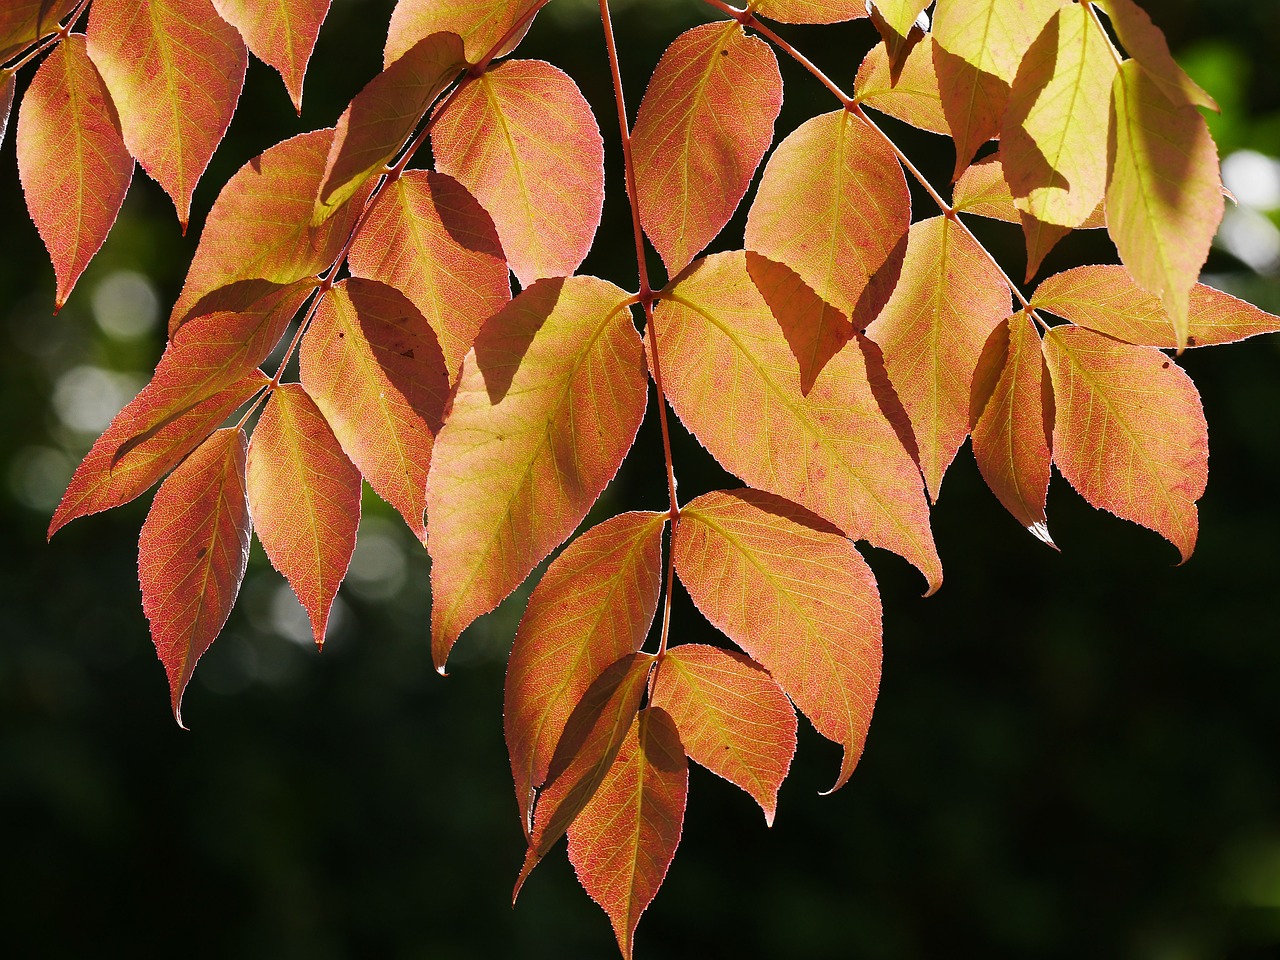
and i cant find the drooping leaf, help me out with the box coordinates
[170,128,371,330]
[86,0,248,229]
[931,0,1067,178]
[431,59,604,286]
[1032,265,1280,349]
[868,0,929,78]
[970,314,1053,542]
[505,512,666,835]
[299,279,450,543]
[752,0,866,25]
[745,108,910,329]
[865,216,1013,500]
[674,489,882,793]
[631,21,782,276]
[650,644,796,824]
[1107,59,1223,351]
[657,251,941,593]
[567,707,688,960]
[246,383,360,646]
[854,38,950,137]
[138,427,251,725]
[1042,325,1208,561]
[426,277,648,671]
[16,35,134,310]
[347,170,510,382]
[1093,0,1217,112]
[211,0,331,113]
[314,30,465,225]
[1002,4,1116,229]
[385,0,539,66]
[0,1,78,62]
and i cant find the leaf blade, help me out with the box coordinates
[385,0,539,66]
[211,0,330,113]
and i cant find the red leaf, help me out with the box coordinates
[426,277,647,670]
[505,512,666,834]
[431,59,604,286]
[86,0,248,229]
[631,21,782,276]
[650,644,796,824]
[16,34,134,310]
[674,489,882,793]
[211,0,331,113]
[347,170,510,382]
[299,278,450,543]
[138,427,251,725]
[0,1,78,62]
[568,707,688,960]
[385,0,540,66]
[246,383,360,646]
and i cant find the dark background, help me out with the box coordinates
[4,1,1280,957]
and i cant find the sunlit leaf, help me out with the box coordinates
[568,707,687,960]
[0,1,78,63]
[426,277,647,671]
[16,35,134,310]
[752,0,866,25]
[674,489,882,793]
[1042,325,1207,561]
[211,0,331,113]
[432,59,604,286]
[631,21,782,276]
[347,170,510,382]
[385,0,539,66]
[651,644,796,824]
[505,512,666,835]
[868,0,929,78]
[299,279,450,543]
[86,0,248,229]
[854,38,950,136]
[1093,0,1217,112]
[138,427,251,725]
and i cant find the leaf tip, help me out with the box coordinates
[512,847,538,905]
[1027,521,1058,550]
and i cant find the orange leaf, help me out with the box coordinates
[385,0,539,66]
[86,0,248,229]
[1092,0,1217,112]
[1042,325,1208,561]
[631,21,782,277]
[656,251,941,593]
[299,278,450,543]
[246,383,360,646]
[568,707,687,960]
[651,644,796,824]
[348,170,510,382]
[0,1,78,63]
[674,489,882,793]
[211,0,330,113]
[1033,265,1280,349]
[868,0,930,78]
[138,427,251,725]
[752,0,865,24]
[16,35,134,310]
[426,277,647,671]
[865,216,1013,500]
[505,512,666,835]
[970,315,1053,542]
[854,38,949,137]
[431,59,604,286]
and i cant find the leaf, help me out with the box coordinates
[854,37,950,137]
[650,644,796,824]
[752,0,866,25]
[674,489,882,793]
[745,108,910,329]
[385,0,539,66]
[631,21,782,276]
[1107,59,1223,352]
[1042,325,1208,561]
[1032,265,1280,349]
[431,59,605,286]
[865,216,1013,500]
[931,0,1066,178]
[1002,4,1116,229]
[505,512,666,835]
[246,383,361,646]
[347,170,510,382]
[970,314,1053,542]
[314,30,465,225]
[656,251,941,593]
[86,0,248,229]
[211,0,331,113]
[868,0,930,78]
[426,277,648,671]
[1093,0,1217,112]
[1,71,16,152]
[0,1,78,62]
[170,128,371,330]
[16,34,134,310]
[567,707,687,960]
[299,278,450,543]
[138,427,251,725]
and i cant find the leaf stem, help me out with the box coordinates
[1,0,89,73]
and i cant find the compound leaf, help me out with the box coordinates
[211,0,331,113]
[385,0,539,66]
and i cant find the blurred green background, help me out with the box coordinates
[4,1,1280,957]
